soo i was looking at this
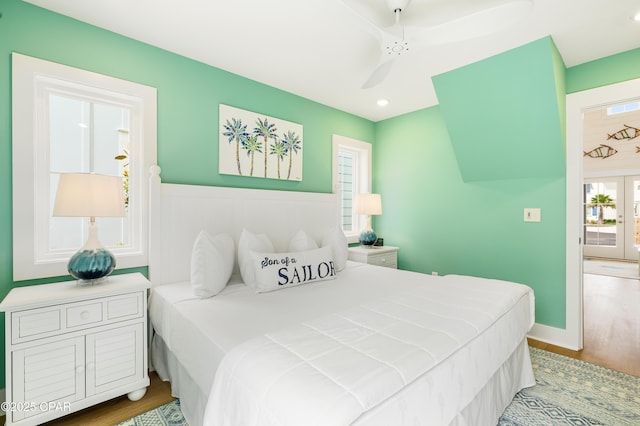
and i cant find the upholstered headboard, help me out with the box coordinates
[148,166,340,286]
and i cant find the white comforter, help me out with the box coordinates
[203,273,534,426]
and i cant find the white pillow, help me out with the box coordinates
[321,225,348,271]
[238,228,274,289]
[190,231,235,298]
[288,229,318,252]
[250,246,336,293]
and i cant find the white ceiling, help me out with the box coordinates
[24,0,640,122]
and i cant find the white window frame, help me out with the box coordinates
[332,134,372,244]
[12,53,157,281]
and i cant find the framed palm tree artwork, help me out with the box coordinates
[219,104,303,181]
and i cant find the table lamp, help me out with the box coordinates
[355,193,382,247]
[53,173,125,283]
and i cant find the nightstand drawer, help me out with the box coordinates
[12,308,62,343]
[368,253,397,268]
[106,293,143,321]
[66,302,103,328]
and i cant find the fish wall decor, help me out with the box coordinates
[607,124,640,140]
[584,144,618,159]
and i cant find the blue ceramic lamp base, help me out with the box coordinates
[68,220,116,284]
[359,229,377,247]
[68,248,116,283]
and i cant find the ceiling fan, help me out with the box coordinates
[343,0,533,89]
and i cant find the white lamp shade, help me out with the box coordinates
[53,173,126,218]
[355,193,382,216]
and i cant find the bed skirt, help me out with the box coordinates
[152,332,533,426]
[453,339,533,425]
[152,333,210,426]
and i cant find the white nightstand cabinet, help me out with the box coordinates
[0,273,150,426]
[348,245,399,268]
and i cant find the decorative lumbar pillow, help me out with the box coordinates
[238,228,274,289]
[191,230,235,298]
[250,246,336,293]
[288,229,319,252]
[321,225,348,271]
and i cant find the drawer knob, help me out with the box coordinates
[76,365,84,375]
[80,310,90,320]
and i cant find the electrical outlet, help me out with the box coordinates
[432,272,438,276]
[524,208,541,222]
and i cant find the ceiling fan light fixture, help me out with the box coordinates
[388,41,409,54]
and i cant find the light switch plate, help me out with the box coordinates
[524,208,541,222]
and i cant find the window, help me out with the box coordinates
[48,94,131,252]
[332,135,372,243]
[12,53,157,280]
[607,101,640,115]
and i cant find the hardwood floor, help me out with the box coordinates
[41,372,175,426]
[2,271,636,425]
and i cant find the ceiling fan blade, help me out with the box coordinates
[362,58,395,89]
[415,0,533,45]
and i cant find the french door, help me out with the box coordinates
[583,176,640,260]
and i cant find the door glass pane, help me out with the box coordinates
[584,181,618,246]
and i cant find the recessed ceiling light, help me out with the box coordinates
[633,12,640,21]
[377,99,389,107]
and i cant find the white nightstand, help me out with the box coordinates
[348,245,399,269]
[0,273,150,426]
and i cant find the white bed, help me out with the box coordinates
[147,167,535,426]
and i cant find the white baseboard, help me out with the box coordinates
[528,323,581,351]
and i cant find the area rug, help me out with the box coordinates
[117,399,187,426]
[583,258,639,280]
[499,347,640,425]
[119,347,640,426]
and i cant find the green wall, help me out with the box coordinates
[373,107,567,329]
[432,37,565,182]
[0,0,374,388]
[566,47,640,95]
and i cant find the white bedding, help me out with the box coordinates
[150,262,535,426]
